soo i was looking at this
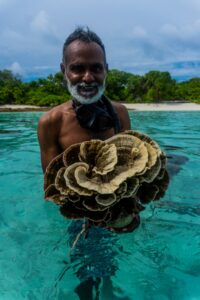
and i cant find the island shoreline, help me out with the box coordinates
[0,101,200,112]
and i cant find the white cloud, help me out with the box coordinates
[33,65,57,70]
[8,62,24,75]
[30,10,61,45]
[161,19,200,42]
[31,10,50,33]
[131,26,147,39]
[161,24,179,36]
[0,29,27,57]
[1,28,24,42]
[1,0,200,80]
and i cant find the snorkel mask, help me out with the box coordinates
[72,99,113,131]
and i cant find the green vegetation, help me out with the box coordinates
[0,69,200,106]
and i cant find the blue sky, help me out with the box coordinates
[1,0,200,81]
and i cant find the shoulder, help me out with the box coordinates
[37,102,73,141]
[112,101,128,114]
[111,101,131,131]
[38,102,72,129]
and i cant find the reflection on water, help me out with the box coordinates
[166,153,189,177]
[66,221,122,300]
[0,111,200,300]
[0,113,41,153]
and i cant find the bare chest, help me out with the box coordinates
[58,113,115,151]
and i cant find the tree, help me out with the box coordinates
[126,75,145,102]
[105,69,132,101]
[176,78,200,102]
[143,71,176,102]
[0,70,24,104]
[0,68,199,106]
[23,72,71,106]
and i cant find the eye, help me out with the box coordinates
[69,64,85,73]
[91,64,104,73]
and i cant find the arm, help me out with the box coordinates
[37,112,62,173]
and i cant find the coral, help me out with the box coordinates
[44,131,169,233]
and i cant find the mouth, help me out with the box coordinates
[66,77,105,104]
[77,85,98,98]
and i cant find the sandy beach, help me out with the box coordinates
[0,101,200,112]
[124,101,200,111]
[0,105,49,112]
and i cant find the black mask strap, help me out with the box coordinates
[101,96,121,134]
[72,96,121,133]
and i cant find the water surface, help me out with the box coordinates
[0,111,200,300]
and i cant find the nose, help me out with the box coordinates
[82,70,95,83]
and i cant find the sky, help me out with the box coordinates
[1,0,200,81]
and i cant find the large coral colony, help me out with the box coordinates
[44,130,169,233]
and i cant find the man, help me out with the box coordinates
[38,27,131,173]
[37,27,132,300]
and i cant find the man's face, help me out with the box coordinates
[61,40,107,104]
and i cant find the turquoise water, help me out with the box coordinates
[0,111,200,300]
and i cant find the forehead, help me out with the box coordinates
[64,40,105,65]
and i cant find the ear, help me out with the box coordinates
[105,63,109,72]
[60,63,65,74]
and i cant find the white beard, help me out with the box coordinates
[66,78,106,105]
